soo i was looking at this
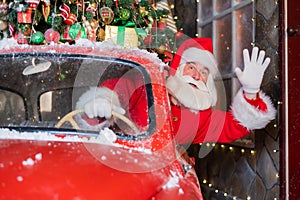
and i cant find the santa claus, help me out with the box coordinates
[75,38,276,145]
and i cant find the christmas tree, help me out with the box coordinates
[0,0,186,63]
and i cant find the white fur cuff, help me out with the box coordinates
[73,114,111,131]
[75,87,121,110]
[231,89,276,130]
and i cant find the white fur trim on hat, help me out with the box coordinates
[180,47,218,77]
[231,89,276,130]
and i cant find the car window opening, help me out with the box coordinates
[0,53,156,140]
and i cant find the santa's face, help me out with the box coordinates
[182,62,209,84]
[178,62,211,93]
[166,62,214,111]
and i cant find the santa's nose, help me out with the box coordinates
[192,71,207,83]
[192,71,201,81]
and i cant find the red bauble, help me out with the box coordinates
[175,30,184,40]
[151,21,157,28]
[158,21,166,30]
[24,0,40,9]
[44,28,60,43]
[15,33,28,44]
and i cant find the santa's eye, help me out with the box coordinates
[200,70,208,77]
[186,64,196,71]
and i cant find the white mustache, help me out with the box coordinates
[180,75,209,92]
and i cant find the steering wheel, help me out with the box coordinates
[55,109,141,135]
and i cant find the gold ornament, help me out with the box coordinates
[90,19,99,29]
[97,28,105,41]
[139,7,146,14]
[157,45,166,54]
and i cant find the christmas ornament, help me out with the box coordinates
[158,19,166,30]
[90,19,99,29]
[175,30,183,40]
[118,9,130,21]
[61,24,85,41]
[105,25,139,48]
[59,3,77,25]
[17,9,32,23]
[141,11,154,32]
[82,17,98,42]
[16,33,29,44]
[99,7,114,25]
[0,0,180,64]
[31,31,44,44]
[42,0,50,22]
[59,3,70,20]
[0,2,8,16]
[24,0,40,10]
[98,27,105,40]
[8,24,14,37]
[68,23,82,39]
[157,44,167,54]
[114,0,119,7]
[86,2,97,16]
[64,12,77,25]
[154,0,177,32]
[139,7,146,14]
[0,20,8,31]
[44,28,60,43]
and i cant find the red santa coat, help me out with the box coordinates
[78,38,276,144]
[98,77,275,145]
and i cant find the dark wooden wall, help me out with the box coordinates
[173,0,197,37]
[167,0,197,37]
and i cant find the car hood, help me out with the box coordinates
[0,129,185,199]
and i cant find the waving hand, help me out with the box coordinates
[235,47,271,94]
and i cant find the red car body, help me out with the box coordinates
[0,43,202,199]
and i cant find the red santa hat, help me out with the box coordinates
[170,38,218,77]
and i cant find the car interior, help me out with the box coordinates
[0,53,156,139]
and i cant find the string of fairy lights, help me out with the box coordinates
[198,143,280,200]
[193,0,280,191]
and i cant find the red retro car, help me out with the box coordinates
[0,40,203,199]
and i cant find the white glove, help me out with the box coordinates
[84,97,125,119]
[235,47,271,94]
[76,87,125,119]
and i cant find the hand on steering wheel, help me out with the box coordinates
[56,110,141,135]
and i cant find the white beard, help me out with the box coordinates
[166,74,214,111]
